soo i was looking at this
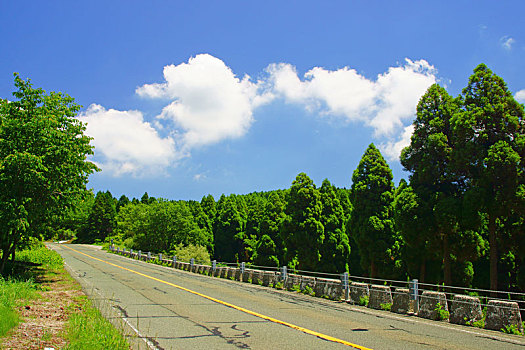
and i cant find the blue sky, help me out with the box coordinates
[2,1,525,200]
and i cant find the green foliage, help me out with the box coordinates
[214,195,247,262]
[358,295,369,307]
[501,324,524,336]
[433,302,450,321]
[290,284,301,292]
[318,179,350,273]
[0,74,98,272]
[282,173,324,270]
[380,303,392,311]
[302,285,314,296]
[78,191,116,243]
[350,144,396,278]
[172,243,211,265]
[116,200,212,255]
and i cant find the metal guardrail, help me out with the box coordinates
[108,243,525,315]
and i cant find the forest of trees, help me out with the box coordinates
[44,64,525,294]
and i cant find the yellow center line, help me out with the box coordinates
[63,244,372,350]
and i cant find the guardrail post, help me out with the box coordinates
[241,262,245,274]
[138,250,141,260]
[159,253,162,261]
[341,272,349,301]
[212,260,217,273]
[190,258,195,270]
[147,252,151,261]
[410,279,419,313]
[117,247,120,254]
[280,266,287,282]
[173,255,177,267]
[130,249,133,256]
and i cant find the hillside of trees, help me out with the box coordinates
[46,64,525,294]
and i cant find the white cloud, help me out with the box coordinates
[78,104,179,177]
[380,124,414,161]
[500,36,515,50]
[137,54,273,148]
[515,89,525,103]
[267,58,436,137]
[81,55,437,177]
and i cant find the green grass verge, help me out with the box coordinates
[64,296,130,350]
[0,276,40,337]
[1,242,130,348]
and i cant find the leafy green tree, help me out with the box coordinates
[213,195,246,262]
[281,173,324,270]
[400,84,463,285]
[258,191,287,265]
[394,181,439,282]
[349,144,395,278]
[452,64,525,291]
[0,74,97,271]
[78,191,116,243]
[48,190,95,242]
[187,200,214,253]
[318,179,350,273]
[116,195,130,212]
[201,194,216,227]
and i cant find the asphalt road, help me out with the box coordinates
[48,243,525,350]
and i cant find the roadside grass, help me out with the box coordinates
[64,295,130,350]
[0,242,131,349]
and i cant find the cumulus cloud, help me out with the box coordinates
[78,104,179,177]
[81,55,437,177]
[515,89,525,103]
[267,59,436,137]
[137,54,273,148]
[500,36,515,50]
[380,124,414,161]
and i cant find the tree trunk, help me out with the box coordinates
[489,215,498,296]
[419,259,426,283]
[443,235,452,288]
[370,259,377,278]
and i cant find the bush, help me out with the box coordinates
[434,302,450,321]
[380,303,392,311]
[171,243,211,265]
[358,295,369,307]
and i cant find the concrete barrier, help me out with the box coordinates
[242,269,253,283]
[418,291,448,321]
[252,270,264,285]
[350,282,369,305]
[485,300,523,333]
[315,278,343,300]
[219,267,228,278]
[391,288,409,314]
[212,266,221,277]
[449,295,483,325]
[368,285,393,310]
[285,274,301,291]
[262,271,277,287]
[234,269,243,281]
[226,268,235,280]
[300,276,316,294]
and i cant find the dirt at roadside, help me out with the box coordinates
[1,270,85,350]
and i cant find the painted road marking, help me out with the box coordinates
[63,244,372,350]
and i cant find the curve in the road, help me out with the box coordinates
[63,245,371,350]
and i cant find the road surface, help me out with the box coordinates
[48,243,525,350]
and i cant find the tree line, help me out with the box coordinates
[68,64,524,293]
[2,67,524,294]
